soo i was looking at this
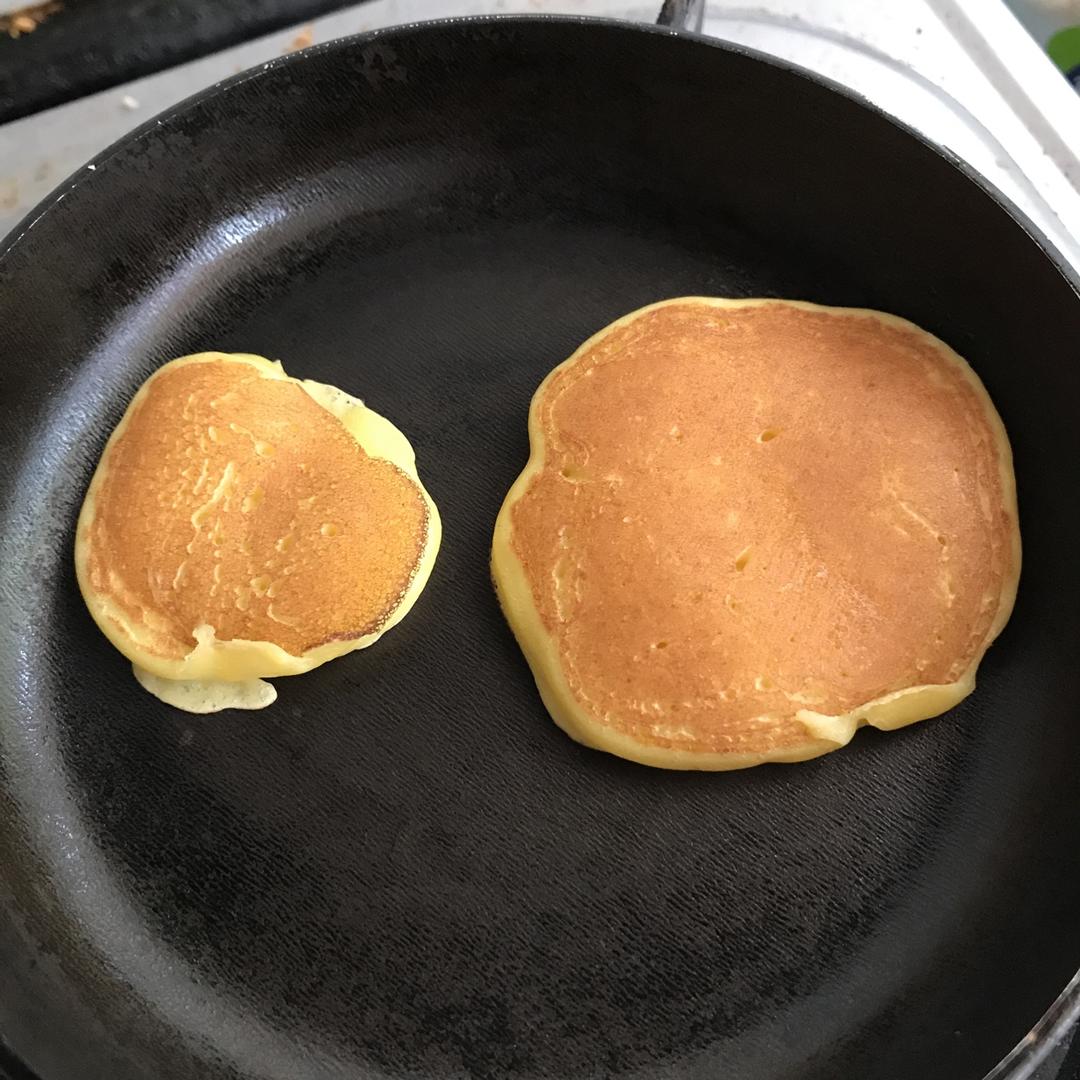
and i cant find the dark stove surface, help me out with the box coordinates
[0,0,356,124]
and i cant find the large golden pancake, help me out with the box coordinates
[76,352,440,712]
[492,298,1020,770]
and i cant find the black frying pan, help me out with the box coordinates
[2,10,1080,1080]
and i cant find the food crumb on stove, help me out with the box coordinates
[284,24,315,53]
[1,1,62,38]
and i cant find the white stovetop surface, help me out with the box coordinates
[1,0,1079,272]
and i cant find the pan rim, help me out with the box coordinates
[2,12,1079,309]
[0,14,1077,1080]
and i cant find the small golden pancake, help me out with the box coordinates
[492,298,1020,770]
[76,352,440,713]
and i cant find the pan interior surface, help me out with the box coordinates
[1,20,1079,1080]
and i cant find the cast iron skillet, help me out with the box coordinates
[1,7,1079,1080]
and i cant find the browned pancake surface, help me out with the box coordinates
[508,301,1016,756]
[83,359,428,660]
